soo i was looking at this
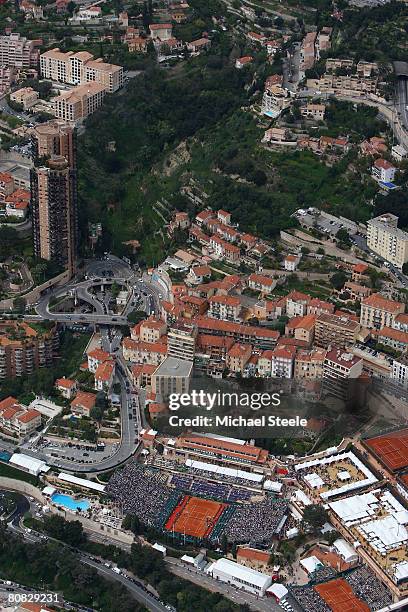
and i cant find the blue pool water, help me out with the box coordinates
[51,493,90,511]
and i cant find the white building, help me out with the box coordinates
[367,214,408,270]
[284,254,300,271]
[371,158,396,184]
[392,358,408,387]
[9,453,49,476]
[391,144,407,162]
[332,538,358,563]
[206,558,272,596]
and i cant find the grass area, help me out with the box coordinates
[0,460,39,486]
[272,275,332,299]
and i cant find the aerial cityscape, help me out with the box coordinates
[0,0,408,611]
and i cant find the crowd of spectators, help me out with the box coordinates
[170,474,253,501]
[289,585,330,612]
[345,566,393,610]
[224,496,288,544]
[106,462,177,528]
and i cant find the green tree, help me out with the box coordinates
[303,504,328,532]
[330,270,347,291]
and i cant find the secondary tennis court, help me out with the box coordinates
[165,495,227,538]
[365,428,408,472]
[315,578,370,612]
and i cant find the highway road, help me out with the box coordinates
[19,255,164,472]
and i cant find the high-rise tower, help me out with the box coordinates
[31,121,78,277]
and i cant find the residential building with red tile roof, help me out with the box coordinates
[217,209,232,225]
[235,56,253,69]
[360,293,405,330]
[94,359,115,391]
[208,294,241,321]
[189,225,211,244]
[248,273,276,294]
[196,333,235,358]
[131,363,156,389]
[139,316,167,343]
[226,342,252,373]
[195,209,214,225]
[194,316,279,348]
[87,348,110,373]
[122,338,167,364]
[315,312,360,348]
[375,327,408,353]
[71,391,97,417]
[55,377,77,399]
[307,298,335,316]
[295,348,326,379]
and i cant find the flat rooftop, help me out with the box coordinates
[153,356,193,378]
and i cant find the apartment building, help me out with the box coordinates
[0,321,58,380]
[392,358,408,387]
[372,158,396,184]
[258,346,295,378]
[0,66,16,93]
[151,356,192,400]
[40,49,123,93]
[226,343,252,373]
[315,312,360,348]
[0,172,15,202]
[300,32,317,74]
[295,349,326,379]
[71,391,97,417]
[138,317,167,344]
[149,23,173,40]
[196,334,234,359]
[271,346,296,378]
[210,235,240,263]
[375,327,408,353]
[195,316,279,349]
[307,298,335,316]
[360,293,405,329]
[306,74,377,96]
[0,33,39,68]
[87,348,110,373]
[94,360,115,391]
[31,156,77,275]
[53,82,106,122]
[284,254,301,271]
[32,120,76,168]
[167,321,197,361]
[393,313,408,333]
[323,349,363,381]
[286,291,310,317]
[323,349,364,402]
[343,282,372,301]
[122,338,167,365]
[286,314,316,344]
[300,103,325,121]
[367,214,408,269]
[10,86,39,109]
[0,397,41,438]
[208,295,241,322]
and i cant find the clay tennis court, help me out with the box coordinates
[165,495,227,538]
[315,579,370,612]
[365,428,408,472]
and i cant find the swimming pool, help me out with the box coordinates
[51,492,90,512]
